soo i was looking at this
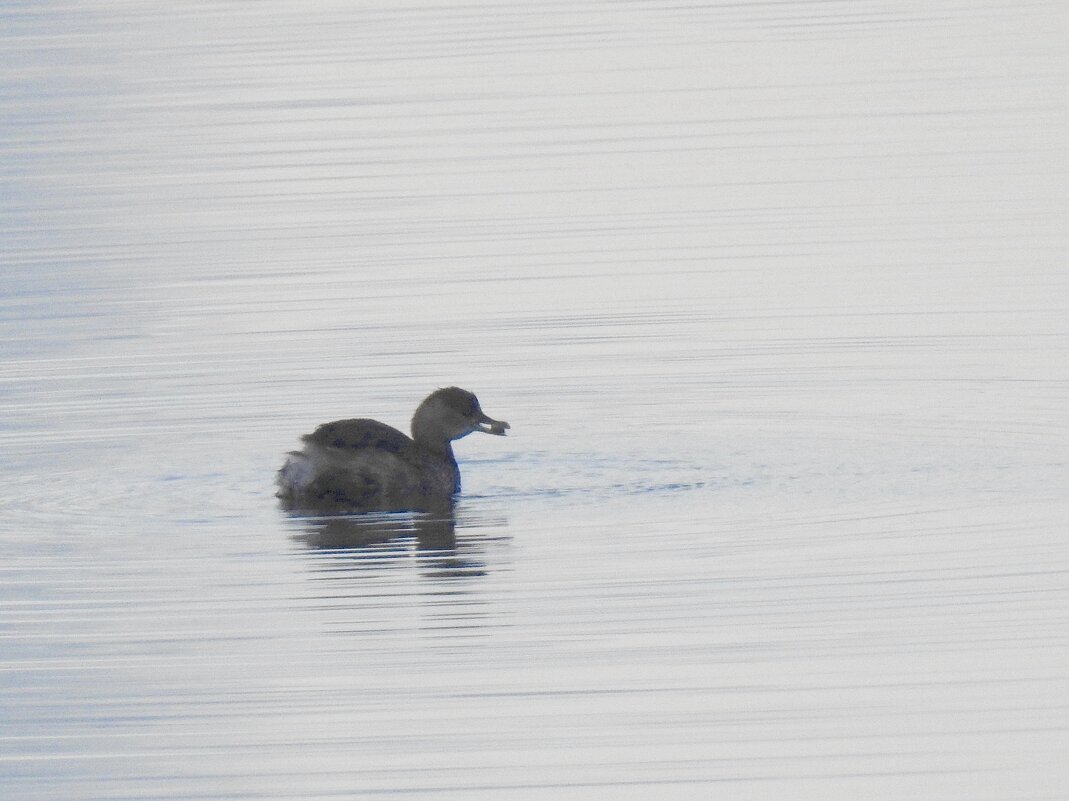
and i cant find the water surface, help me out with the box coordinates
[2,2,1067,799]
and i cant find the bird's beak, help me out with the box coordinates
[475,414,510,436]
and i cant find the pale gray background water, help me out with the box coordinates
[2,2,1067,799]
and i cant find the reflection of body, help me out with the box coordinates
[289,511,498,581]
[277,387,509,512]
[288,512,458,551]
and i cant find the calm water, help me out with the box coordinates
[2,2,1067,799]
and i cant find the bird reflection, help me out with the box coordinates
[285,503,499,580]
[289,509,454,549]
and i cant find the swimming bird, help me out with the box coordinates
[277,387,509,512]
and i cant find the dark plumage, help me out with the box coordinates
[277,387,509,512]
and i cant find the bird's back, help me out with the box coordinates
[302,418,414,454]
[278,418,457,511]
